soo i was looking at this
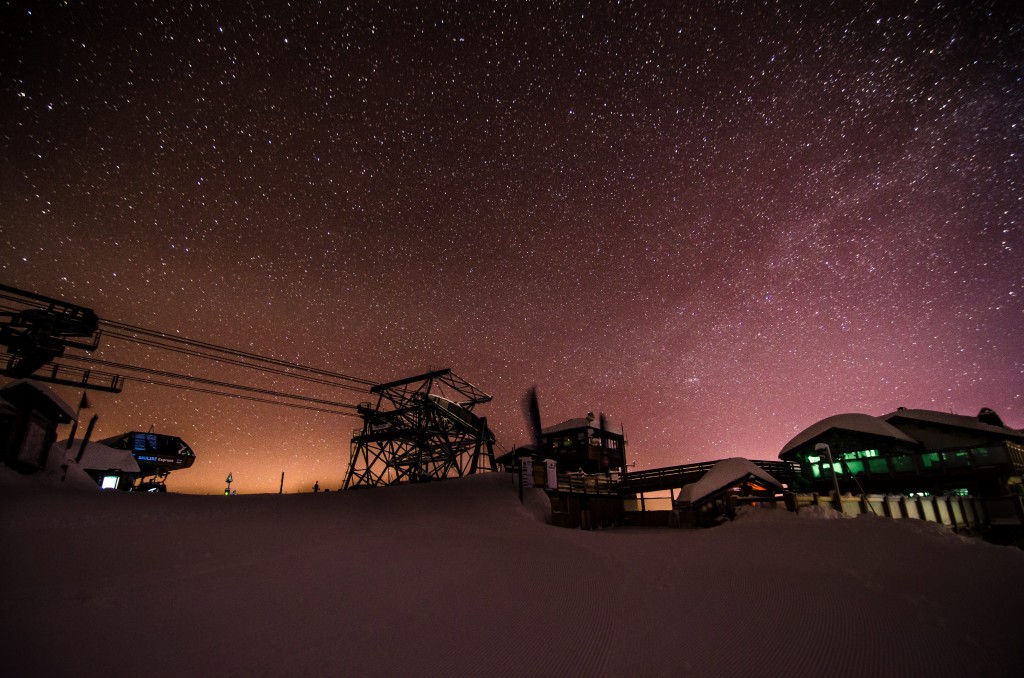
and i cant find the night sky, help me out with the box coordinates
[3,1,1022,494]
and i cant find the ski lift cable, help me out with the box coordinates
[119,376,359,417]
[61,354,360,411]
[1,288,374,388]
[99,318,376,386]
[101,329,371,395]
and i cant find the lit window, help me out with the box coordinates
[100,475,119,490]
[868,458,888,474]
[844,460,865,475]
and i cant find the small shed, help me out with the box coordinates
[676,458,786,527]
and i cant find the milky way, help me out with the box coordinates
[3,2,1022,493]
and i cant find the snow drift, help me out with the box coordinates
[1,470,1022,677]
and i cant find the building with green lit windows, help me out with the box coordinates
[779,408,1024,498]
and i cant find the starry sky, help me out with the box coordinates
[3,1,1022,494]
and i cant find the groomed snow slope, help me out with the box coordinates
[2,471,1022,677]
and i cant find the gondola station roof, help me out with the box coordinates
[542,416,624,436]
[779,412,919,460]
[780,408,1024,461]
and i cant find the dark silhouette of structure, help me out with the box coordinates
[0,283,122,392]
[0,379,75,472]
[539,412,626,475]
[344,369,496,488]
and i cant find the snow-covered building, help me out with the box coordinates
[539,413,625,474]
[779,407,1024,498]
[673,458,787,527]
[0,379,75,473]
[676,458,786,506]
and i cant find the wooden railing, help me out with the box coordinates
[547,459,804,496]
[1007,441,1024,472]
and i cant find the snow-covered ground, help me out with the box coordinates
[2,469,1022,677]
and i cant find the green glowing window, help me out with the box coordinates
[920,452,942,469]
[810,465,822,478]
[844,460,865,475]
[868,458,888,474]
[807,455,821,464]
[842,449,879,461]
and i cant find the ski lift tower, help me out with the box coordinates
[344,369,497,489]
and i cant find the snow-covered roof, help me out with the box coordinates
[0,379,77,421]
[883,408,1024,440]
[62,441,140,473]
[543,417,622,435]
[780,413,917,457]
[676,458,784,505]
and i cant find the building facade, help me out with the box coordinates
[779,407,1024,498]
[540,413,625,474]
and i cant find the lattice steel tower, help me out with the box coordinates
[344,369,497,488]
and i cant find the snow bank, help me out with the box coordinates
[796,503,853,520]
[1,473,1022,677]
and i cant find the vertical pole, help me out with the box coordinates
[279,471,284,494]
[66,390,90,449]
[518,457,524,504]
[816,443,842,511]
[75,414,98,463]
[66,419,79,449]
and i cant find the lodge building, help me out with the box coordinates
[779,407,1024,498]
